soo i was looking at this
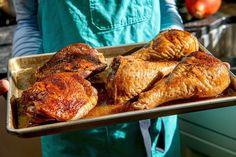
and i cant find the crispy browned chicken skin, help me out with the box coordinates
[132,51,231,110]
[107,56,178,103]
[35,43,107,80]
[133,29,199,61]
[107,29,199,103]
[21,72,98,121]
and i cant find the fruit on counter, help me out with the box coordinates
[185,0,222,19]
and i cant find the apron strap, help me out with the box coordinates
[139,119,152,157]
[156,120,165,152]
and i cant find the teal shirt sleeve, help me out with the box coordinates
[12,0,42,57]
[160,0,183,31]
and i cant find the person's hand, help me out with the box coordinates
[224,62,230,70]
[0,79,9,95]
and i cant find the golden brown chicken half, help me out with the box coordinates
[21,72,98,122]
[132,29,199,61]
[132,51,231,110]
[35,43,107,80]
[106,56,178,103]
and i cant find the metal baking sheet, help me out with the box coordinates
[6,43,236,138]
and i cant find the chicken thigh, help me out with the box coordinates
[21,72,98,122]
[35,43,107,80]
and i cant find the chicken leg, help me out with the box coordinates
[132,51,231,110]
[107,56,178,103]
[106,29,199,103]
[132,29,199,61]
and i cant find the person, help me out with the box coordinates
[1,0,184,157]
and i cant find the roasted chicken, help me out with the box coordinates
[21,72,98,122]
[132,29,199,61]
[107,29,199,103]
[107,56,178,103]
[132,51,231,110]
[35,43,107,80]
[15,29,231,126]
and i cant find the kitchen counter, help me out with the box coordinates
[220,1,236,16]
[184,1,236,29]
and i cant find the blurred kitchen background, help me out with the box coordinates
[0,0,236,157]
[0,0,42,157]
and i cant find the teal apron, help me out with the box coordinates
[38,1,180,157]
